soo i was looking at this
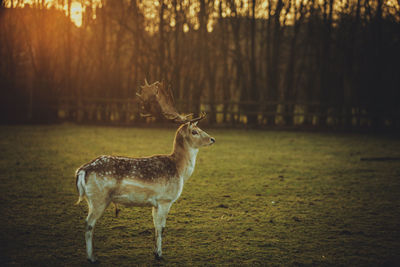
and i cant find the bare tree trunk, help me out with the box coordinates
[229,0,247,125]
[247,0,258,126]
[218,2,230,123]
[318,0,334,126]
[343,0,361,128]
[192,0,208,117]
[172,0,182,101]
[159,0,166,80]
[265,0,283,125]
[370,0,384,130]
[283,0,305,126]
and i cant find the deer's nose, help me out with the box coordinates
[210,137,215,143]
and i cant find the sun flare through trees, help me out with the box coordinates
[1,0,399,128]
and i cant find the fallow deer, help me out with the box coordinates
[76,81,215,262]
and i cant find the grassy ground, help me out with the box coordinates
[0,124,399,266]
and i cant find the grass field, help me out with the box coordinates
[0,124,399,266]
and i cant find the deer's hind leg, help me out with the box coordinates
[85,196,110,263]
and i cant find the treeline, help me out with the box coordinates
[1,0,399,128]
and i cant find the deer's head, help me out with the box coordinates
[175,120,215,150]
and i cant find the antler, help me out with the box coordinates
[136,80,205,124]
[187,112,206,124]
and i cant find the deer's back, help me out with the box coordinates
[79,155,178,183]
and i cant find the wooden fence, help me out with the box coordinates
[57,98,400,129]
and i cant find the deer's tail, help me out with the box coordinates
[75,169,86,205]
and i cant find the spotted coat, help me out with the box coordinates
[77,155,178,183]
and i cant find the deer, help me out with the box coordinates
[75,80,215,263]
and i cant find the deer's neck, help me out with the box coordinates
[171,135,198,181]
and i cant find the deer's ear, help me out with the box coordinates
[191,121,199,126]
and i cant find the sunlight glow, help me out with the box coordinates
[4,0,84,27]
[65,2,83,27]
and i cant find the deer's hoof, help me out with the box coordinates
[87,256,99,264]
[154,252,163,261]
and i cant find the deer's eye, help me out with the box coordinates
[192,130,198,135]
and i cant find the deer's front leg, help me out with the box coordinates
[152,202,172,259]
